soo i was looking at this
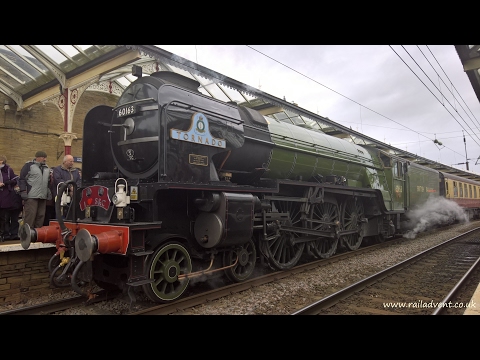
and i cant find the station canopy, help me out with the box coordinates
[1,45,479,179]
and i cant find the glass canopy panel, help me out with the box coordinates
[198,87,211,97]
[273,111,289,122]
[116,77,131,88]
[240,91,257,103]
[56,45,80,58]
[303,118,322,130]
[167,65,197,80]
[289,115,305,125]
[0,45,53,94]
[55,45,91,67]
[99,71,124,82]
[124,74,137,82]
[70,45,121,62]
[6,45,48,73]
[0,46,37,80]
[202,83,230,102]
[35,45,68,64]
[0,62,29,86]
[217,83,247,103]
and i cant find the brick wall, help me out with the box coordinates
[0,247,62,304]
[0,90,118,174]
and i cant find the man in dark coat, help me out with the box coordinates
[52,154,81,218]
[0,155,20,241]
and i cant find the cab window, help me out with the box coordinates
[393,161,403,178]
[379,153,391,168]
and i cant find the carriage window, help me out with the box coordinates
[469,185,472,199]
[465,183,468,198]
[445,181,449,196]
[460,183,464,197]
[475,186,478,199]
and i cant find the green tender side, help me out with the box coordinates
[407,163,440,208]
[264,119,382,187]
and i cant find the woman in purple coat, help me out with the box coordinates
[0,155,21,241]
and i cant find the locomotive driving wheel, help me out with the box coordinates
[310,198,339,258]
[223,239,257,282]
[142,241,193,303]
[262,200,305,270]
[340,198,365,251]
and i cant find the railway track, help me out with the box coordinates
[0,289,119,315]
[128,235,410,315]
[0,237,399,316]
[2,224,476,315]
[291,227,480,315]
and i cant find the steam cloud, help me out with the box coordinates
[402,196,469,239]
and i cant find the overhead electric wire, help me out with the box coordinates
[247,45,468,160]
[395,45,480,146]
[391,45,480,149]
[342,119,480,136]
[427,45,480,125]
[416,45,480,131]
[394,132,480,146]
[246,46,434,140]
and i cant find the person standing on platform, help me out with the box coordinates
[0,155,20,241]
[53,154,81,218]
[18,151,52,229]
[5,183,23,240]
[43,168,55,226]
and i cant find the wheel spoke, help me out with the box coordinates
[263,199,305,270]
[340,198,365,251]
[223,239,257,282]
[142,242,192,302]
[310,198,339,258]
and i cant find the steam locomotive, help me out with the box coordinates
[18,70,476,303]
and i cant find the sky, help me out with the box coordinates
[156,45,480,173]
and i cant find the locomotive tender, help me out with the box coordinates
[17,70,475,303]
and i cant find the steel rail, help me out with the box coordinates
[0,290,117,315]
[432,254,480,315]
[129,235,406,315]
[291,227,480,315]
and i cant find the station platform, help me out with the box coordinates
[0,239,55,252]
[464,283,480,315]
